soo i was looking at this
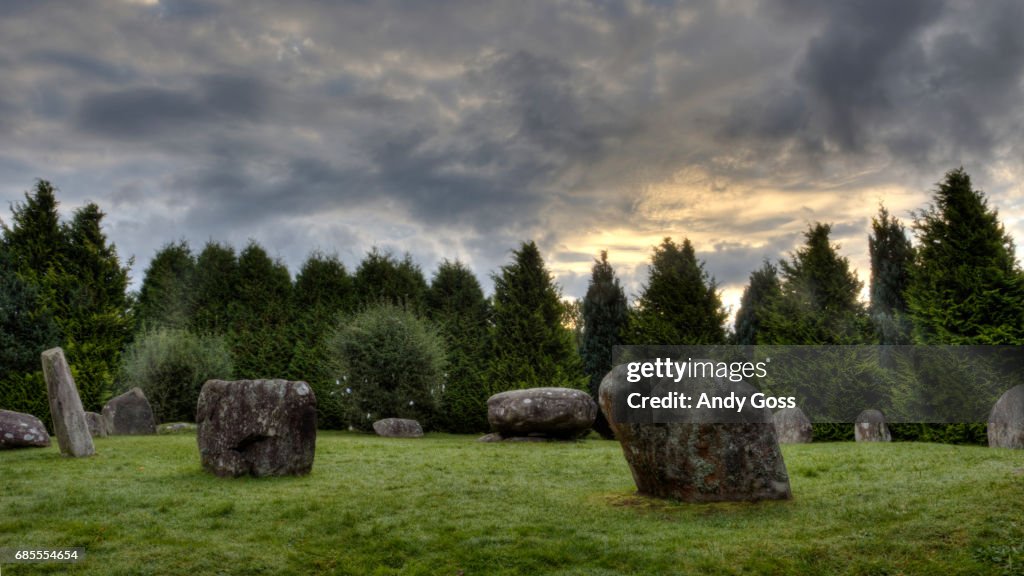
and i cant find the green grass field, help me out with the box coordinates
[1,433,1023,575]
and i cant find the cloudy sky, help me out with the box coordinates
[2,0,1023,319]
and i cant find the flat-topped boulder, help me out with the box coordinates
[84,411,109,438]
[487,387,596,439]
[988,385,1024,449]
[0,409,51,449]
[372,418,423,438]
[773,407,813,444]
[854,409,891,442]
[196,379,317,477]
[599,363,791,502]
[102,387,156,435]
[41,347,94,457]
[157,422,197,435]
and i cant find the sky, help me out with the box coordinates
[2,0,1023,320]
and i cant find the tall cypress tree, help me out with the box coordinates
[426,259,492,433]
[288,251,354,428]
[487,241,585,393]
[579,251,628,439]
[628,238,726,345]
[869,206,914,345]
[907,168,1024,344]
[734,260,782,346]
[353,248,428,313]
[136,240,196,331]
[189,241,239,336]
[229,241,294,378]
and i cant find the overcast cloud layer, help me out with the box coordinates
[2,0,1023,316]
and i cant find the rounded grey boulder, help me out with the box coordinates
[487,387,596,439]
[854,409,891,442]
[773,407,813,444]
[599,363,791,503]
[84,411,109,438]
[988,384,1024,449]
[373,418,424,438]
[102,387,156,435]
[0,409,51,449]
[196,379,317,477]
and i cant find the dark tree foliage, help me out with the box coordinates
[1,181,131,413]
[487,241,585,393]
[0,247,60,423]
[288,251,354,428]
[426,259,492,433]
[734,260,782,346]
[229,241,294,379]
[906,168,1024,344]
[868,206,915,345]
[761,223,871,344]
[627,238,727,345]
[329,303,445,431]
[579,251,628,439]
[189,241,239,336]
[136,241,196,331]
[353,248,428,313]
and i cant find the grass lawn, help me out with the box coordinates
[2,432,1023,575]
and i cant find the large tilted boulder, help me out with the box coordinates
[854,409,891,442]
[84,411,109,438]
[0,409,51,449]
[41,347,94,457]
[773,407,813,444]
[196,379,317,477]
[988,385,1024,449]
[487,387,597,440]
[372,418,423,438]
[599,363,791,502]
[102,388,156,435]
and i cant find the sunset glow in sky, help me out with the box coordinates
[2,0,1023,321]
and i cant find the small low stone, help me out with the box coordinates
[477,433,504,442]
[487,387,597,439]
[372,418,423,438]
[84,411,109,438]
[0,409,51,449]
[854,409,891,442]
[157,422,198,435]
[102,388,157,435]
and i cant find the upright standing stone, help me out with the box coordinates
[102,387,157,435]
[854,409,891,442]
[599,363,791,502]
[0,409,51,449]
[41,347,95,457]
[988,384,1024,449]
[196,379,317,477]
[84,411,109,438]
[773,407,813,444]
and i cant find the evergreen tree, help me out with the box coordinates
[426,259,491,433]
[487,241,585,393]
[869,206,914,345]
[627,238,727,344]
[288,251,354,428]
[136,240,196,330]
[353,248,428,312]
[189,241,239,336]
[229,241,294,378]
[734,260,782,346]
[906,168,1024,344]
[0,247,60,423]
[579,251,628,438]
[760,223,870,344]
[59,202,134,410]
[1,180,64,277]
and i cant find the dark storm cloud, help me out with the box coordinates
[76,75,271,139]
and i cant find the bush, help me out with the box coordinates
[329,304,445,431]
[121,328,233,423]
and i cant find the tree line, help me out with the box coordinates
[2,168,1021,438]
